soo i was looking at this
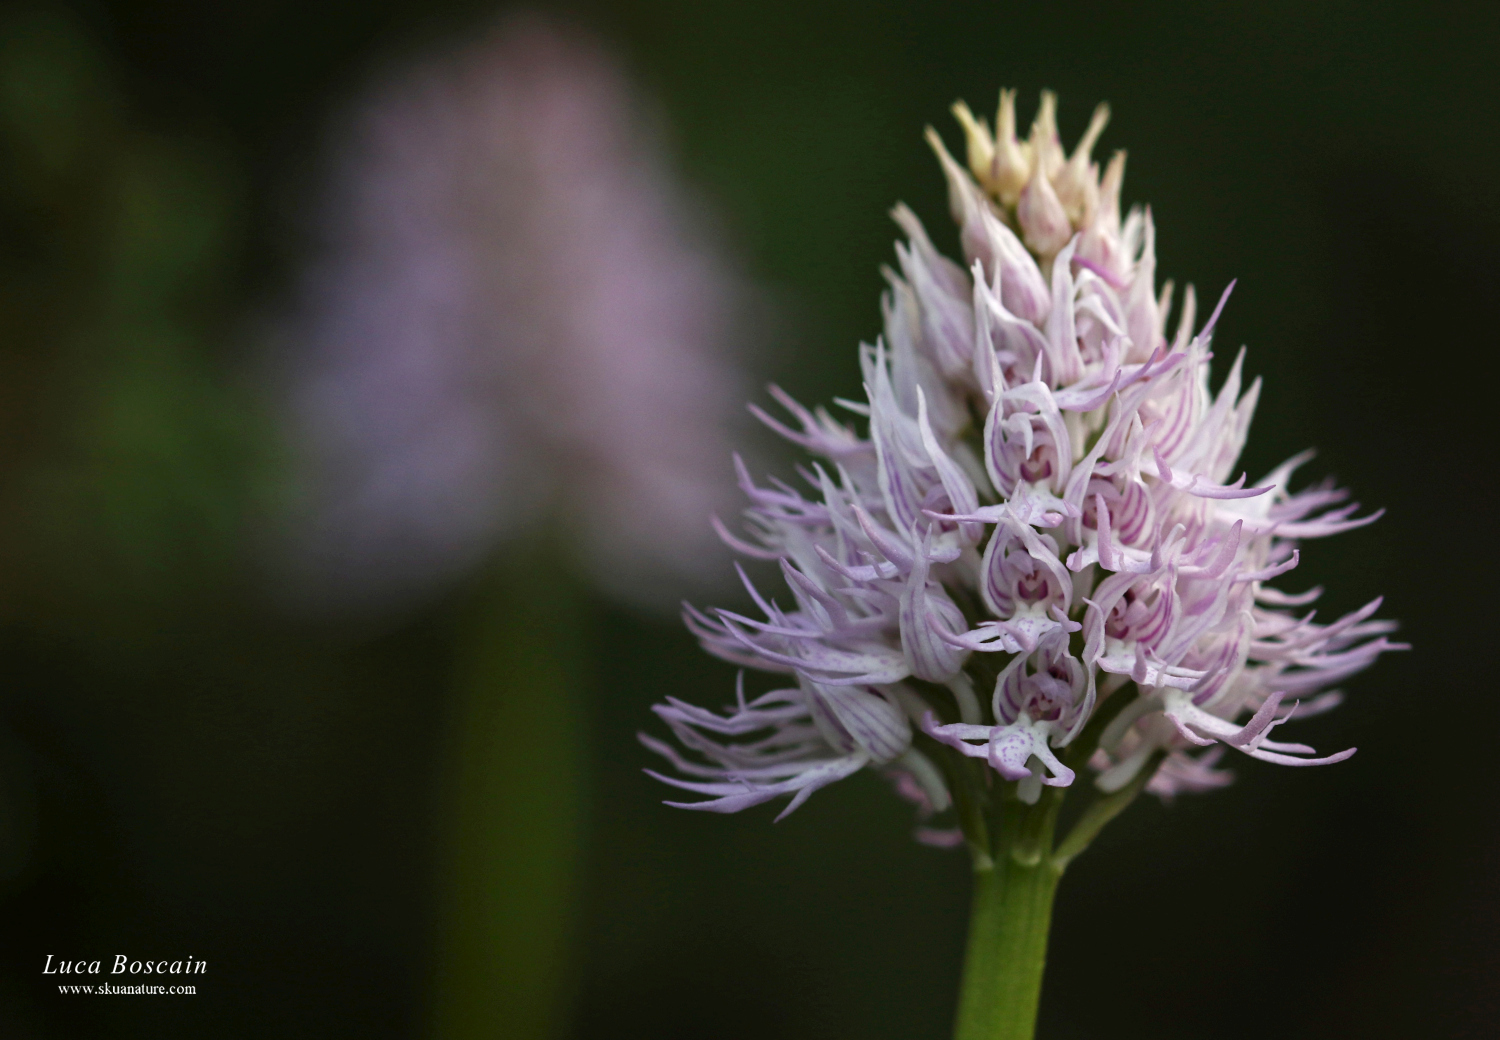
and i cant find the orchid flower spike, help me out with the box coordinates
[644,89,1400,838]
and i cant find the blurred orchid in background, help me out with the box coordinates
[271,14,755,616]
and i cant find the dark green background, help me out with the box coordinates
[0,1,1493,1037]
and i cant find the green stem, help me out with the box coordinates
[431,556,586,1040]
[952,694,1160,1040]
[953,847,1061,1040]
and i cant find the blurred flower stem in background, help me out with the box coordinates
[433,551,587,1040]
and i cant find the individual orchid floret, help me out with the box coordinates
[644,88,1399,836]
[925,633,1087,801]
[643,674,910,821]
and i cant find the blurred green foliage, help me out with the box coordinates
[0,7,253,638]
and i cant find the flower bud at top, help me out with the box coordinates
[1016,154,1072,258]
[950,100,996,191]
[992,88,1032,207]
[1027,91,1065,182]
[1076,149,1127,275]
[1053,102,1109,227]
[927,128,1050,324]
